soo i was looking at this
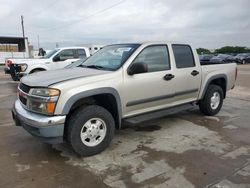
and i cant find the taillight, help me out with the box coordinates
[6,60,13,67]
[235,67,238,80]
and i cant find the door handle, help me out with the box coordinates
[191,70,199,76]
[164,74,175,80]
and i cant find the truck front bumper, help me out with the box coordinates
[12,100,66,144]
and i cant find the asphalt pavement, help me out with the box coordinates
[0,65,250,188]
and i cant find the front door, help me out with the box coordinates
[122,45,176,117]
[52,49,78,69]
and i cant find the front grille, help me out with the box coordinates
[18,83,30,107]
[19,83,30,93]
[19,95,27,105]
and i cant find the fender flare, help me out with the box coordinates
[201,74,228,99]
[28,64,49,74]
[62,87,122,128]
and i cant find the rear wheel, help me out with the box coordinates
[67,105,115,156]
[199,85,223,116]
[242,60,246,64]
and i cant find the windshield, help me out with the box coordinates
[79,44,140,71]
[65,58,86,68]
[236,53,249,57]
[43,49,59,58]
[217,54,229,58]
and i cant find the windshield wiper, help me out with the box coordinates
[79,64,106,70]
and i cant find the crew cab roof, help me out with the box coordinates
[55,46,89,50]
[109,41,191,46]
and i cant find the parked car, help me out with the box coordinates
[210,54,235,63]
[199,54,214,64]
[5,47,91,81]
[232,53,250,64]
[12,42,237,156]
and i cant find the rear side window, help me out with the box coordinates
[133,45,170,73]
[77,49,86,59]
[172,45,195,68]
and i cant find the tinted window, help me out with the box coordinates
[172,45,195,68]
[133,45,170,73]
[77,49,86,59]
[43,49,58,58]
[58,49,74,60]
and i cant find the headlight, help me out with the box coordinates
[30,88,60,97]
[27,88,60,115]
[19,64,27,72]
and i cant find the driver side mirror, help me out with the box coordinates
[53,55,60,62]
[127,62,148,75]
[53,55,67,62]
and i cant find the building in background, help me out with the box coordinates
[0,36,33,64]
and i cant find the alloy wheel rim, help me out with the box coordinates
[80,118,107,147]
[210,91,220,110]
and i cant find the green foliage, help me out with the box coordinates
[197,48,211,55]
[215,46,250,54]
[197,46,250,55]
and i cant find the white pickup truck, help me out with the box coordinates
[12,42,237,156]
[5,46,90,81]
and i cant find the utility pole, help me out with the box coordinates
[37,35,40,49]
[21,15,30,58]
[21,15,25,38]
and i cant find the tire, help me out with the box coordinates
[199,84,223,116]
[242,60,246,64]
[67,105,115,156]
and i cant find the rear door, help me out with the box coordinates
[171,44,202,104]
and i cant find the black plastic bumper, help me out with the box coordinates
[4,68,10,74]
[12,101,65,144]
[9,64,23,81]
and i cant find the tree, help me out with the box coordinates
[215,46,250,54]
[196,48,211,55]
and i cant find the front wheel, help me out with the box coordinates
[199,85,223,116]
[66,105,115,156]
[242,60,246,64]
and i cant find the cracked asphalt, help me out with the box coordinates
[0,65,250,188]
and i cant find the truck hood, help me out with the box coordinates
[21,68,111,87]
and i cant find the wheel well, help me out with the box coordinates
[209,78,226,98]
[29,68,46,74]
[66,94,120,129]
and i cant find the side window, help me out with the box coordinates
[57,49,74,61]
[77,49,86,59]
[172,45,195,68]
[133,45,170,73]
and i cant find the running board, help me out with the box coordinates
[123,103,196,125]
